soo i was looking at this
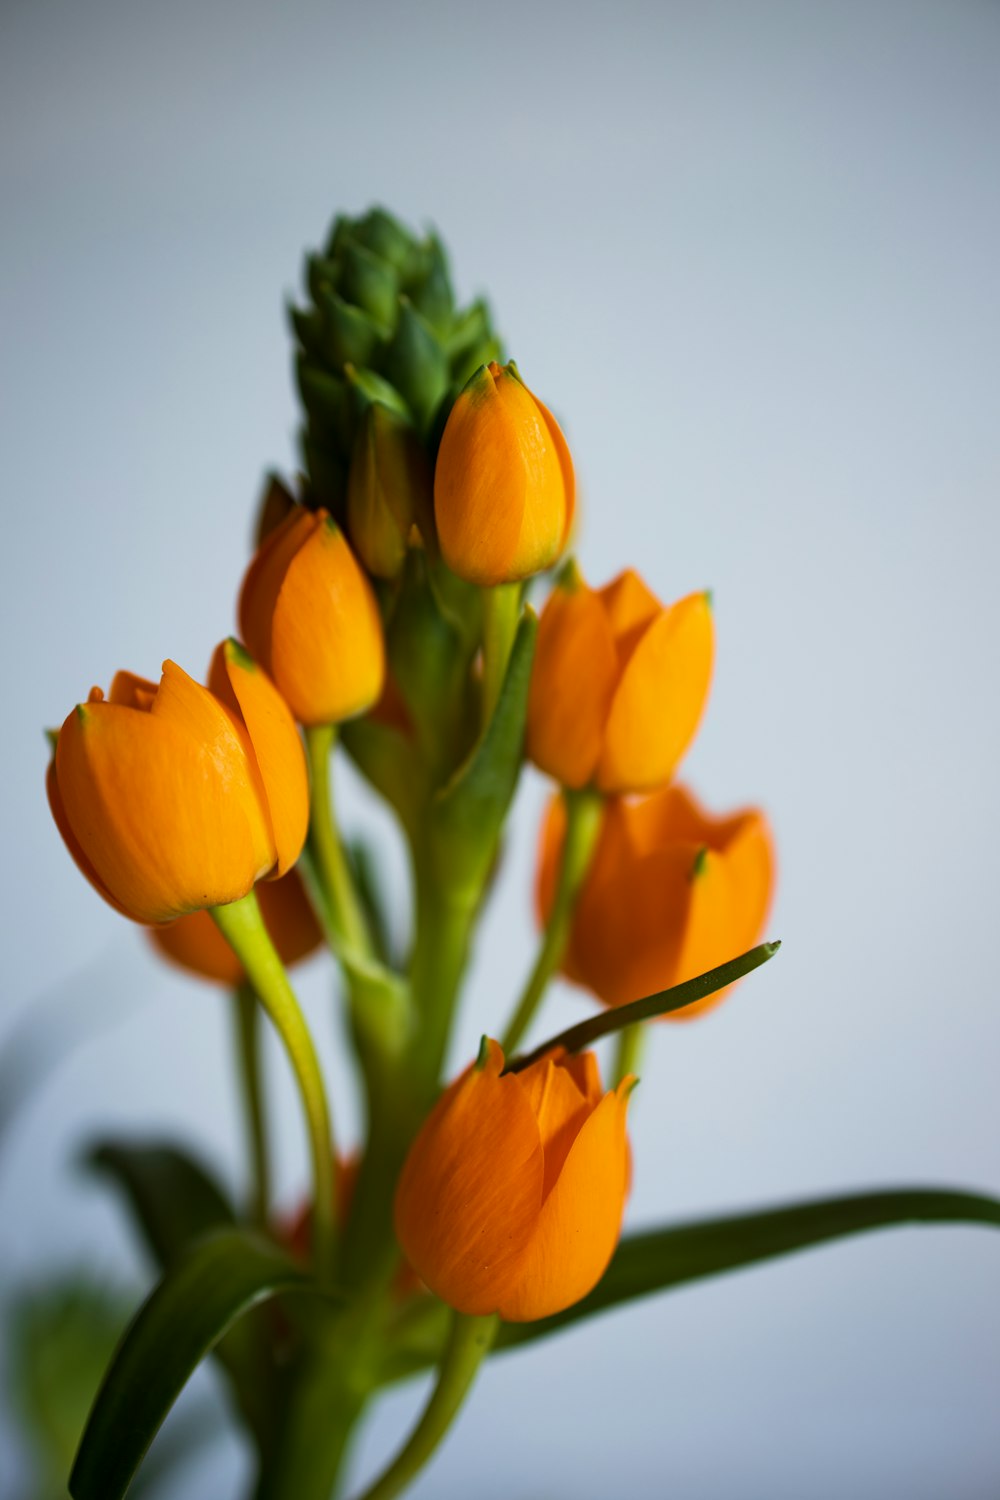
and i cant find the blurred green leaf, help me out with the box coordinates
[498,1187,1000,1350]
[8,1279,130,1489]
[87,1141,280,1455]
[88,1141,235,1266]
[69,1228,322,1500]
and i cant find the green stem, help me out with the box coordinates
[500,787,603,1056]
[233,981,270,1228]
[355,1312,498,1500]
[408,861,478,1091]
[305,723,371,957]
[480,581,521,727]
[211,892,336,1279]
[613,1021,646,1088]
[507,940,782,1073]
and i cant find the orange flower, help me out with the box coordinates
[527,568,714,793]
[395,1039,633,1322]
[47,640,308,925]
[239,506,385,726]
[433,361,574,586]
[150,867,321,984]
[538,784,775,1019]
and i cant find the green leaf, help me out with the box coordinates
[428,607,537,898]
[497,1187,1000,1350]
[505,941,780,1073]
[88,1140,235,1267]
[8,1278,131,1485]
[70,1228,321,1500]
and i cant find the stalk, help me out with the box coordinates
[500,787,603,1055]
[211,891,336,1279]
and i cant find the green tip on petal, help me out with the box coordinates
[690,845,709,881]
[623,1076,641,1098]
[505,358,523,384]
[764,939,782,956]
[703,588,714,611]
[225,638,258,671]
[555,556,585,593]
[44,727,59,753]
[475,1035,491,1071]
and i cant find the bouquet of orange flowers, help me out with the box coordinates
[42,207,998,1500]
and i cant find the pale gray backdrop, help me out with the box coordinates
[1,1,998,1496]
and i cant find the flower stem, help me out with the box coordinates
[211,891,336,1279]
[613,1020,646,1089]
[233,980,269,1229]
[305,723,371,957]
[500,787,603,1056]
[354,1311,498,1500]
[480,581,521,727]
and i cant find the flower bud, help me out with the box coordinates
[537,785,774,1019]
[47,640,309,925]
[433,361,574,586]
[239,506,385,726]
[527,567,714,793]
[395,1039,633,1322]
[149,868,321,984]
[346,403,433,579]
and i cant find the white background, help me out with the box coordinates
[1,1,998,1495]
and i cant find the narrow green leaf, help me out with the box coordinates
[429,607,537,896]
[497,1187,1000,1350]
[87,1138,282,1449]
[505,941,779,1073]
[88,1141,235,1266]
[70,1228,321,1500]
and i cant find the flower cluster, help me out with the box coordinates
[47,206,780,1500]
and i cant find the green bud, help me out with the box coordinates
[384,299,450,435]
[347,403,433,579]
[409,235,454,332]
[290,206,506,502]
[337,237,400,331]
[345,363,412,425]
[296,359,351,451]
[351,206,418,275]
[300,433,346,516]
[317,289,379,369]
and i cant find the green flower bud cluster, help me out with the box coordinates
[289,207,504,575]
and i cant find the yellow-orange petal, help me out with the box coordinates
[598,569,662,650]
[435,368,529,586]
[597,591,714,793]
[394,1039,544,1316]
[56,691,268,923]
[108,670,158,710]
[239,507,319,676]
[534,396,576,545]
[666,810,775,1021]
[46,758,133,920]
[515,1052,595,1198]
[498,1078,632,1322]
[526,585,618,788]
[210,640,308,876]
[270,517,385,725]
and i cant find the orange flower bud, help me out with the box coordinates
[527,567,714,793]
[149,868,321,984]
[538,784,775,1020]
[433,361,574,586]
[239,506,385,726]
[47,640,309,925]
[395,1039,633,1322]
